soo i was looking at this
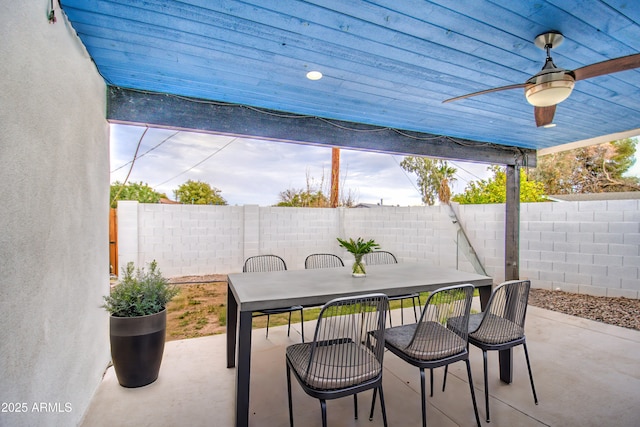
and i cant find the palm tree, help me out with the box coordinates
[400,157,457,205]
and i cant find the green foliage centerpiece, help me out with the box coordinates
[103,261,178,388]
[337,237,380,277]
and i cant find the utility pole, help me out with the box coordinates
[330,147,340,208]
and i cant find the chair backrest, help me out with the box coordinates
[472,280,531,343]
[363,251,398,266]
[304,253,344,269]
[300,293,389,389]
[405,284,475,360]
[243,255,287,273]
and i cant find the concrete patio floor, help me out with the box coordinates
[81,302,640,427]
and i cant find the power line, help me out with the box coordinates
[154,137,238,187]
[390,155,422,197]
[450,161,485,181]
[110,126,148,206]
[111,130,180,173]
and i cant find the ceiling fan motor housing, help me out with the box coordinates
[525,70,575,107]
[525,30,575,107]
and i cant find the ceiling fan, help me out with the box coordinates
[443,31,640,127]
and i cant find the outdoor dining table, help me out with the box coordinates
[226,262,497,427]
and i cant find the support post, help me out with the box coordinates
[500,163,521,384]
[505,164,520,281]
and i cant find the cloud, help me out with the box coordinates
[110,124,501,206]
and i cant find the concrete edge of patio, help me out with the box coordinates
[80,303,640,427]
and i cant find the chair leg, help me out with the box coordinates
[430,368,434,397]
[370,387,378,420]
[419,368,427,427]
[286,364,294,427]
[266,314,270,338]
[320,399,327,427]
[442,365,448,392]
[353,394,358,419]
[299,308,305,343]
[443,342,468,392]
[482,350,490,422]
[465,359,482,427]
[523,343,539,405]
[378,386,389,427]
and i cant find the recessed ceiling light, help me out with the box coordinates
[543,123,557,128]
[306,71,323,80]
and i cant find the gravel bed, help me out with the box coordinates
[529,289,640,331]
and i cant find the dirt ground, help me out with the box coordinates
[165,275,640,341]
[166,276,227,340]
[166,275,297,341]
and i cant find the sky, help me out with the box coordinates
[110,124,640,207]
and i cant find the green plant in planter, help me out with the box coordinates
[337,237,380,276]
[102,260,179,388]
[103,260,179,317]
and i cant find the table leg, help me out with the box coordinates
[478,284,513,383]
[226,283,238,368]
[236,310,253,427]
[499,349,513,384]
[498,283,520,384]
[478,285,491,310]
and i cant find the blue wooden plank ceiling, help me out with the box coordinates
[59,0,640,155]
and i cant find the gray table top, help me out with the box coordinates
[227,263,493,312]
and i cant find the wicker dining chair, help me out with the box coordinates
[286,293,389,427]
[304,253,344,269]
[444,279,538,422]
[371,284,481,427]
[363,251,421,326]
[243,255,304,342]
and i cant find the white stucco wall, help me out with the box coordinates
[0,2,110,426]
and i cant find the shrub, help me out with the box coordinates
[102,261,179,317]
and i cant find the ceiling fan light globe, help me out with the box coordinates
[525,73,575,107]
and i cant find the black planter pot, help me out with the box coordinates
[109,309,167,388]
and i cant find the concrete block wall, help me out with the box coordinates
[118,203,463,276]
[456,200,640,299]
[254,206,342,269]
[119,200,640,299]
[342,206,463,269]
[119,201,245,276]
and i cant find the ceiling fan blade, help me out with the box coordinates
[535,105,556,127]
[572,53,640,81]
[443,83,525,103]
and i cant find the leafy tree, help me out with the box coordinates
[530,138,640,194]
[452,166,547,204]
[110,181,163,208]
[275,170,358,207]
[400,157,457,205]
[174,180,227,205]
[276,189,329,207]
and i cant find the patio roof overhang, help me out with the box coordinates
[106,86,534,166]
[60,0,640,165]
